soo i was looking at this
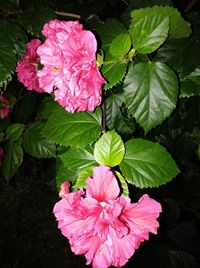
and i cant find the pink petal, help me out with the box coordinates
[86,166,120,202]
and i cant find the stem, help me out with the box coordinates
[55,11,81,19]
[102,94,107,133]
[121,0,129,5]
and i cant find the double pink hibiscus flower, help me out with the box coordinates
[16,20,106,113]
[54,166,162,268]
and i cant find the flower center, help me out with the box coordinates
[51,66,63,72]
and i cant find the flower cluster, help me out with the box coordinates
[16,20,106,113]
[54,166,162,268]
[0,95,10,119]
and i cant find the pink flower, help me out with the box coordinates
[0,147,4,166]
[0,95,10,119]
[16,39,44,93]
[53,166,162,268]
[37,20,106,112]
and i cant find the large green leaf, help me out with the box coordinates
[130,14,169,54]
[6,123,25,141]
[2,142,23,182]
[43,107,102,147]
[156,38,200,77]
[94,130,125,167]
[102,61,127,90]
[109,33,131,58]
[120,139,180,188]
[130,6,191,39]
[18,7,56,37]
[23,122,56,158]
[123,62,178,133]
[60,146,97,170]
[0,32,16,87]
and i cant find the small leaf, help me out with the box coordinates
[123,62,178,133]
[43,107,102,147]
[106,91,135,137]
[183,67,200,86]
[94,130,125,167]
[6,123,25,141]
[130,14,169,54]
[74,166,94,189]
[180,80,200,98]
[23,122,56,158]
[102,61,127,90]
[2,142,23,182]
[115,171,129,196]
[120,139,180,188]
[130,6,191,39]
[109,33,131,58]
[60,146,97,170]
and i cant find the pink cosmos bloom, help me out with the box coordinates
[0,147,4,166]
[37,20,106,112]
[16,39,44,93]
[0,95,10,119]
[53,166,162,268]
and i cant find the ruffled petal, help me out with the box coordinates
[86,166,120,202]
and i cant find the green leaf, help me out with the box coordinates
[6,123,25,141]
[37,96,60,120]
[60,146,97,170]
[130,14,169,54]
[0,21,27,60]
[115,171,129,196]
[74,166,94,189]
[109,33,131,57]
[130,6,191,39]
[18,7,56,37]
[155,38,200,77]
[0,32,16,87]
[94,130,125,167]
[123,62,178,133]
[102,61,127,90]
[183,67,200,86]
[96,19,127,54]
[106,91,135,137]
[2,142,23,182]
[23,122,56,158]
[55,159,77,190]
[120,139,180,188]
[43,107,102,147]
[180,80,200,98]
